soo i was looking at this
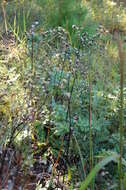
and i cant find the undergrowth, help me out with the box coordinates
[0,0,126,189]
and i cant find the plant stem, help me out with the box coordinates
[31,32,34,76]
[73,134,86,179]
[1,1,8,34]
[89,57,94,190]
[66,74,76,162]
[117,33,124,190]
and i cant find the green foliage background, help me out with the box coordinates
[0,0,126,189]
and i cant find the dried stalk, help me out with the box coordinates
[1,1,8,34]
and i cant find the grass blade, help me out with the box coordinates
[79,154,119,190]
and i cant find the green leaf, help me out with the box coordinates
[123,172,126,189]
[79,154,119,190]
[67,166,71,181]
